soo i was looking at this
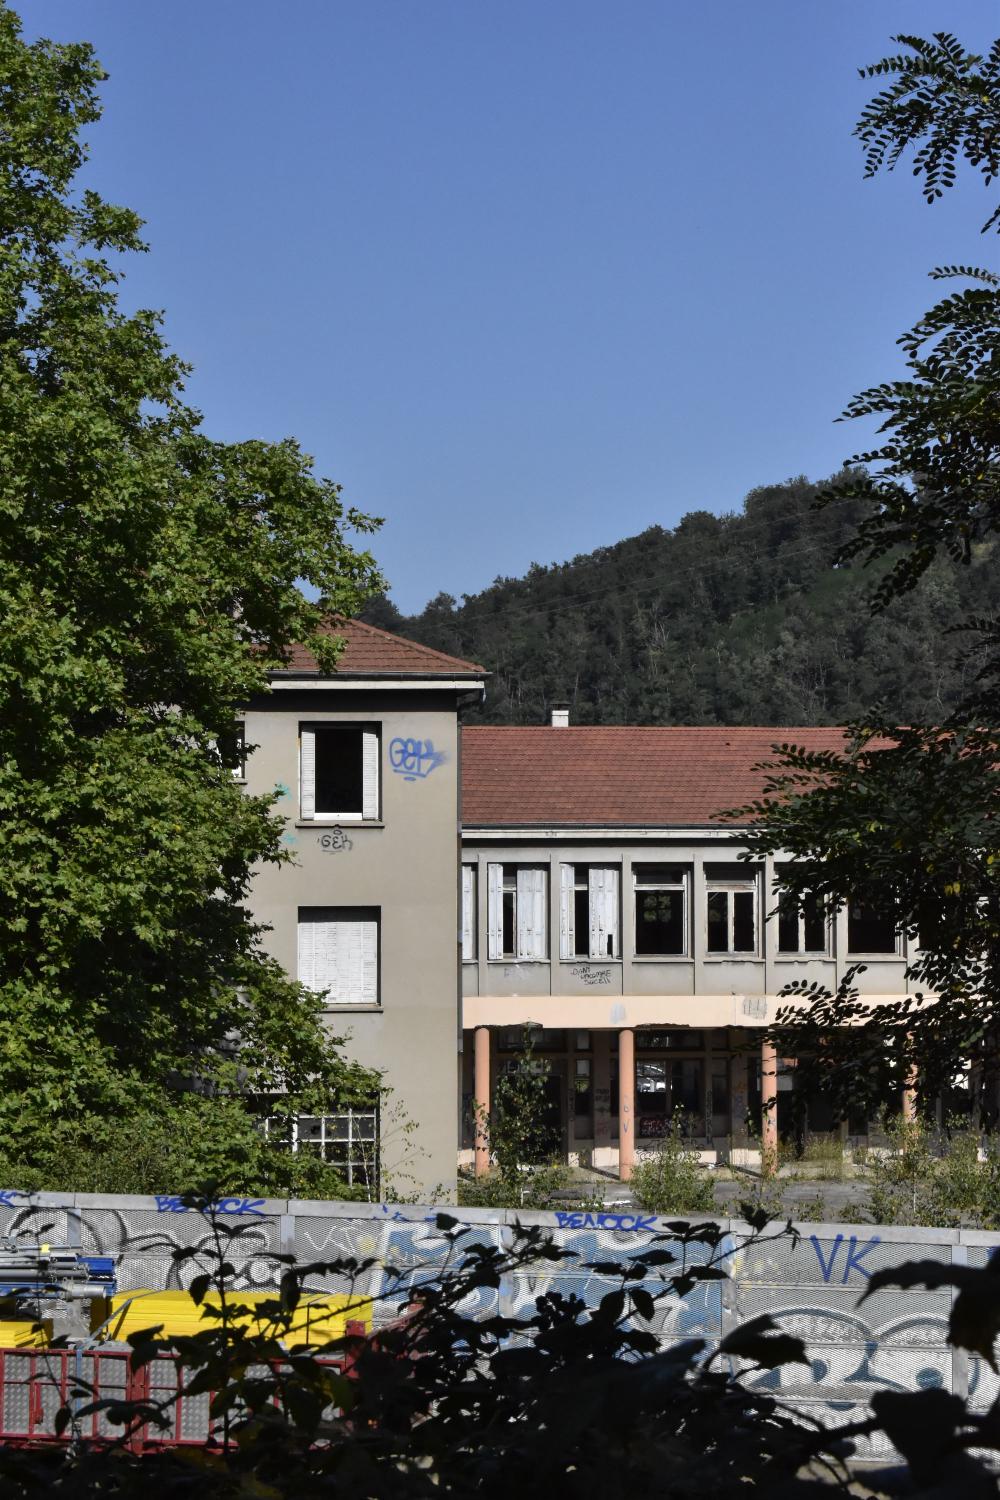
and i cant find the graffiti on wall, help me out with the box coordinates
[389,738,446,781]
[0,1188,990,1460]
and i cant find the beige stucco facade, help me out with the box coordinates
[459,829,919,1171]
[243,673,482,1199]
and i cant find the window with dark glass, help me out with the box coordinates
[848,900,898,954]
[706,874,758,955]
[777,890,828,954]
[634,865,687,955]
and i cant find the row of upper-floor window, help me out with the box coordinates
[461,862,902,961]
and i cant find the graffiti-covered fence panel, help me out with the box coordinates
[1,1188,996,1458]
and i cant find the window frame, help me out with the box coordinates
[847,898,903,957]
[776,887,831,957]
[267,1107,379,1193]
[559,864,621,961]
[461,864,477,961]
[632,864,689,958]
[299,721,380,823]
[297,906,381,1008]
[487,864,548,961]
[705,876,760,957]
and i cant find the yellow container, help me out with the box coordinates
[95,1289,370,1349]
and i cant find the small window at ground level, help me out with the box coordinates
[266,1109,378,1192]
[847,900,899,954]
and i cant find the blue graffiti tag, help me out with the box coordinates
[810,1233,881,1283]
[0,1189,26,1208]
[554,1212,658,1233]
[155,1195,266,1217]
[389,737,447,781]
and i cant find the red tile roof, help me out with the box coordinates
[276,619,485,677]
[461,725,854,826]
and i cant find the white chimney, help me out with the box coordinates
[550,703,570,728]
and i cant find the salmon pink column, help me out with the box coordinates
[474,1026,491,1178]
[902,1058,918,1123]
[761,1039,778,1173]
[619,1028,635,1181]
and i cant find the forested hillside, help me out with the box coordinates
[363,475,1000,724]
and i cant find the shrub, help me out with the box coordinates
[629,1119,715,1214]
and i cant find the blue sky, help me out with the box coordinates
[18,1,1000,612]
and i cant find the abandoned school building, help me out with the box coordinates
[242,620,923,1199]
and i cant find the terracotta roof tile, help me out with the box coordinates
[461,725,853,826]
[277,618,485,677]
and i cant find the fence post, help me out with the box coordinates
[951,1242,969,1400]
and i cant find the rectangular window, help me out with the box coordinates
[848,900,899,955]
[487,865,547,960]
[269,1108,378,1192]
[706,873,758,955]
[777,889,829,954]
[297,907,379,1005]
[231,723,246,781]
[559,865,620,959]
[300,723,379,821]
[462,865,477,960]
[634,865,688,956]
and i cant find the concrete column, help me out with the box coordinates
[902,1059,918,1123]
[474,1026,491,1177]
[593,1031,612,1155]
[761,1037,778,1173]
[619,1028,635,1181]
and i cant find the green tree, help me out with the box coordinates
[738,34,1000,1124]
[0,5,382,1188]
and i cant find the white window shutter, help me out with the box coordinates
[297,918,316,991]
[300,728,316,820]
[362,729,379,820]
[517,867,546,960]
[559,864,575,959]
[360,920,378,1004]
[487,864,503,960]
[462,866,476,958]
[605,867,620,958]
[589,867,619,958]
[297,914,378,1004]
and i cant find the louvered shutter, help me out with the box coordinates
[487,864,503,960]
[362,729,379,820]
[462,866,476,958]
[517,867,546,959]
[560,865,575,959]
[298,914,378,1004]
[297,916,316,991]
[300,728,316,820]
[589,867,619,958]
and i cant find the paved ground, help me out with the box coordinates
[551,1168,871,1219]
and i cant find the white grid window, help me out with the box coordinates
[268,1109,379,1192]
